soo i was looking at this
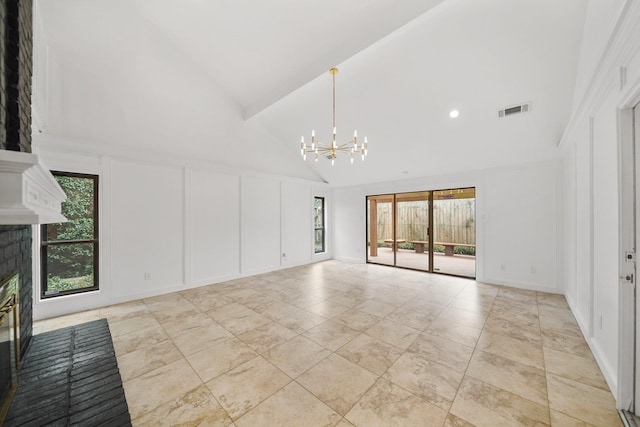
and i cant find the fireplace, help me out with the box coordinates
[0,273,19,424]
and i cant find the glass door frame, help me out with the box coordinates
[366,187,476,279]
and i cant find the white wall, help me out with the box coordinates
[32,142,330,320]
[333,160,564,294]
[560,0,640,401]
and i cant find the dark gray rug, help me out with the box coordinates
[4,318,131,427]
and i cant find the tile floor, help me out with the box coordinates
[34,261,623,427]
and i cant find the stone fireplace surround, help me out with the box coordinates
[0,226,32,361]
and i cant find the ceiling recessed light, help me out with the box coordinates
[449,110,460,118]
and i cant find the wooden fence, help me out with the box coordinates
[374,199,475,244]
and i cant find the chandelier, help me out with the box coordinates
[300,67,368,166]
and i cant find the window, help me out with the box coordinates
[41,172,99,298]
[314,197,325,253]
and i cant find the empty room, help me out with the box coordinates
[0,0,639,426]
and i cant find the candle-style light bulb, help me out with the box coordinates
[331,158,335,166]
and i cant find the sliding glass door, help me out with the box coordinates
[367,187,475,278]
[367,195,394,266]
[396,192,430,271]
[432,188,476,276]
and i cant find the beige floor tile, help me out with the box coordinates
[236,321,297,353]
[112,322,168,356]
[39,261,622,427]
[438,306,487,328]
[217,311,272,335]
[306,300,350,318]
[132,384,232,427]
[414,291,455,306]
[143,293,191,312]
[546,373,622,427]
[540,314,583,338]
[477,330,544,370]
[537,293,569,308]
[159,312,216,338]
[150,301,199,324]
[328,293,368,308]
[189,292,233,312]
[303,320,360,351]
[444,413,475,427]
[263,335,330,378]
[539,304,577,321]
[235,382,340,427]
[252,301,300,321]
[109,314,161,337]
[408,333,474,373]
[450,376,550,427]
[550,409,599,426]
[282,292,327,309]
[100,301,149,321]
[466,350,548,406]
[483,315,542,345]
[276,309,326,334]
[383,351,464,410]
[424,317,482,347]
[365,318,420,349]
[187,336,258,383]
[386,307,436,330]
[297,353,378,415]
[542,329,592,358]
[207,302,258,322]
[345,378,448,427]
[206,356,291,420]
[490,304,540,328]
[543,347,609,390]
[118,339,183,381]
[172,323,233,356]
[355,299,397,317]
[448,297,493,315]
[123,358,203,420]
[331,309,381,332]
[336,334,403,376]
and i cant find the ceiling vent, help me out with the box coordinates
[498,102,531,118]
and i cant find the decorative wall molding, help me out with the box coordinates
[0,150,66,224]
[560,0,640,147]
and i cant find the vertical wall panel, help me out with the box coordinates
[242,176,281,274]
[281,181,312,266]
[591,90,620,377]
[190,170,240,284]
[111,159,184,298]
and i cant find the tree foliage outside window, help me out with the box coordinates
[41,173,99,297]
[314,197,325,253]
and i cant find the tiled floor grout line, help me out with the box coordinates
[36,261,622,426]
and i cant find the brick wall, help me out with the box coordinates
[0,0,34,359]
[2,0,32,153]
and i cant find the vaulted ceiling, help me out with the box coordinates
[34,0,588,186]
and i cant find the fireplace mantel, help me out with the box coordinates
[0,150,67,225]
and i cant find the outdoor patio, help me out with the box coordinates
[368,248,476,278]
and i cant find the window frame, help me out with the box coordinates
[40,171,100,298]
[314,196,326,254]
